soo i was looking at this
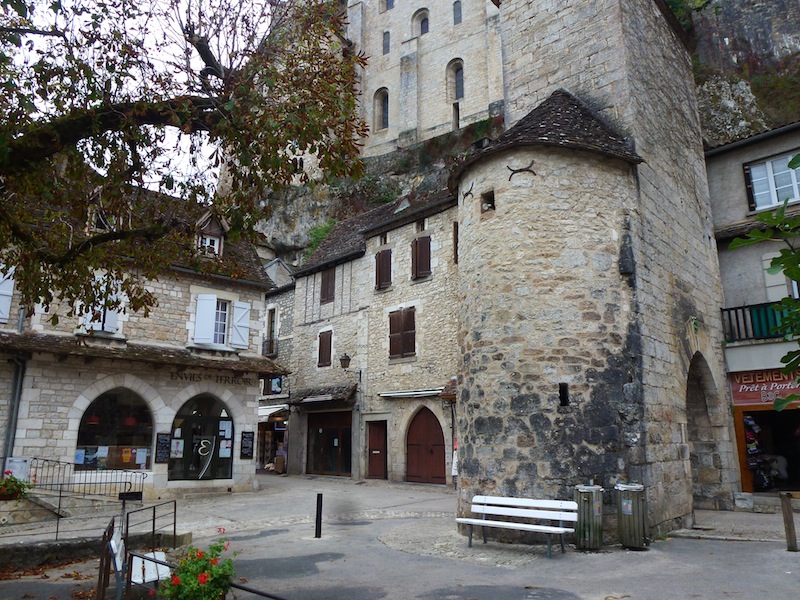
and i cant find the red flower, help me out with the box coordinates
[217,527,226,534]
[224,541,231,551]
[170,574,181,586]
[195,550,204,559]
[198,572,210,585]
[210,558,219,566]
[4,471,11,476]
[148,590,156,597]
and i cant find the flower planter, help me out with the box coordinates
[0,492,20,501]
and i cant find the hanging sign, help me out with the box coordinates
[240,431,255,460]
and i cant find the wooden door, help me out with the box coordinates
[367,421,388,479]
[406,407,446,484]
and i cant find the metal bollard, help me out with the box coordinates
[315,493,323,538]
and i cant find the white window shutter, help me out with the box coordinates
[194,294,217,343]
[0,268,15,324]
[230,301,251,349]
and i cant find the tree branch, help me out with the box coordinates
[0,26,65,38]
[2,96,228,174]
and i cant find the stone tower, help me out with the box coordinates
[451,0,738,535]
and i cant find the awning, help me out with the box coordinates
[258,404,289,421]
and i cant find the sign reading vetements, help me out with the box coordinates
[729,369,800,406]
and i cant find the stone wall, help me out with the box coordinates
[456,146,639,504]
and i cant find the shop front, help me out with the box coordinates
[730,369,800,493]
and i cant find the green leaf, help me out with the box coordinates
[789,154,800,170]
[774,394,799,411]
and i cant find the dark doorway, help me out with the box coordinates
[406,407,446,484]
[367,421,388,479]
[307,411,352,476]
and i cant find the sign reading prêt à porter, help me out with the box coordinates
[169,372,254,386]
[729,369,800,406]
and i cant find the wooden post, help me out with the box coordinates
[779,492,798,552]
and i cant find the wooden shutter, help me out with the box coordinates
[743,164,756,212]
[376,249,392,289]
[0,268,14,324]
[318,330,333,366]
[194,294,217,343]
[402,307,416,357]
[321,268,335,304]
[230,301,251,349]
[412,236,431,279]
[389,310,403,358]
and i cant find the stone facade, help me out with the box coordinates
[0,231,284,498]
[287,197,461,482]
[347,0,504,157]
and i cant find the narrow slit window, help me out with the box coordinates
[559,383,570,407]
[481,190,495,213]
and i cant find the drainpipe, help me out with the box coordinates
[3,308,26,472]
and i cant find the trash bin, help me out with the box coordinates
[574,484,604,550]
[615,483,649,549]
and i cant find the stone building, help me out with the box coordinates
[0,210,285,498]
[285,192,460,482]
[284,0,741,537]
[707,122,800,499]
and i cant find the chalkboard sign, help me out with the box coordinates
[240,431,255,460]
[155,433,171,464]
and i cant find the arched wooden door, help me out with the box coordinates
[406,407,446,484]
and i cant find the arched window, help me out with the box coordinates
[76,388,153,471]
[453,1,462,25]
[412,9,430,37]
[374,88,389,131]
[382,31,390,55]
[446,59,465,102]
[454,65,464,99]
[168,395,234,481]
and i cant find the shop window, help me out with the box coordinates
[194,294,250,349]
[76,388,153,471]
[168,395,234,481]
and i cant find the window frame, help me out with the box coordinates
[744,149,800,211]
[193,294,250,349]
[389,307,416,359]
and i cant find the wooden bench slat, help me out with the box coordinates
[471,496,578,511]
[469,505,578,522]
[456,517,574,535]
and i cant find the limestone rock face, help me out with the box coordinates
[697,77,769,148]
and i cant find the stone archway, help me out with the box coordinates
[686,352,728,509]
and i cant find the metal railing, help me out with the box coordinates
[262,337,277,356]
[125,501,177,552]
[29,457,147,498]
[721,302,791,343]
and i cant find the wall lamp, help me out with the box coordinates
[339,353,362,382]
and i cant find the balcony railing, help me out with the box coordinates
[262,337,276,356]
[721,302,791,343]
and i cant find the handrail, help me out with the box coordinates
[28,457,147,498]
[125,500,177,552]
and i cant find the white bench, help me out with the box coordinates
[455,495,578,558]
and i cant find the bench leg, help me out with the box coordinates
[467,524,473,548]
[560,533,566,554]
[546,535,553,559]
[482,525,487,545]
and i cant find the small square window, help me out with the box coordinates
[481,191,496,213]
[199,235,221,255]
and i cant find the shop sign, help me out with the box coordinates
[169,371,254,386]
[729,369,800,405]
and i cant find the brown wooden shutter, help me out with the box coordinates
[320,268,335,304]
[318,330,332,366]
[389,310,403,358]
[743,164,756,212]
[376,249,392,289]
[402,307,416,357]
[411,237,431,279]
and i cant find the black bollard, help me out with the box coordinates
[315,492,323,538]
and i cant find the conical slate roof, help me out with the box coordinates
[449,89,642,191]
